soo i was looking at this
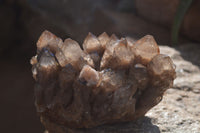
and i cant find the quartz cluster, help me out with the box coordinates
[31,31,176,131]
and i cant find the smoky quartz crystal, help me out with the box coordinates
[31,31,176,131]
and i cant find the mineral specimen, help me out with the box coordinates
[31,31,176,132]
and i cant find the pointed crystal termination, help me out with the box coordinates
[133,35,160,65]
[31,31,176,131]
[79,65,100,87]
[106,34,119,48]
[83,32,102,54]
[100,38,134,69]
[36,30,63,53]
[56,38,94,70]
[98,32,110,50]
[147,54,176,87]
[36,48,58,82]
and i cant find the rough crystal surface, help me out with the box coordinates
[31,31,176,132]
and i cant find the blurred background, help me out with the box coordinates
[0,0,199,133]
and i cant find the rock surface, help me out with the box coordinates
[31,31,176,132]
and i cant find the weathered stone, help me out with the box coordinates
[31,31,176,132]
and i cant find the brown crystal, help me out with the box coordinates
[100,38,134,69]
[133,35,160,65]
[79,65,100,87]
[31,31,176,132]
[36,30,63,52]
[83,32,102,54]
[98,32,110,50]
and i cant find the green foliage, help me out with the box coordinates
[171,0,193,45]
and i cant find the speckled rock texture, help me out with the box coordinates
[31,31,176,132]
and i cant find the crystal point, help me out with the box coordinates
[83,32,102,54]
[37,30,63,52]
[98,32,110,49]
[133,35,159,65]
